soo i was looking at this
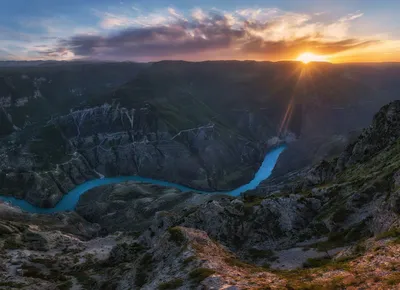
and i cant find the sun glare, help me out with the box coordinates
[296,52,328,64]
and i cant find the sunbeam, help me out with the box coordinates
[278,65,308,137]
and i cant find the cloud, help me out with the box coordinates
[242,37,379,59]
[0,48,17,60]
[168,7,186,21]
[38,8,381,61]
[330,39,400,62]
[192,8,207,21]
[48,14,244,60]
[93,8,181,29]
[0,26,32,42]
[0,15,99,61]
[98,12,138,29]
[341,12,364,21]
[236,8,280,22]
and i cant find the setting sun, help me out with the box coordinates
[296,52,328,64]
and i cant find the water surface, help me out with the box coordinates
[0,146,285,214]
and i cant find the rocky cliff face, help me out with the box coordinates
[0,100,272,207]
[76,182,211,233]
[252,102,400,248]
[0,62,146,136]
[337,100,400,169]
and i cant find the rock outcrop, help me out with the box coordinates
[76,182,211,232]
[337,100,400,169]
[0,201,398,289]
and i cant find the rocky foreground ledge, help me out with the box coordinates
[0,204,398,289]
[0,101,400,289]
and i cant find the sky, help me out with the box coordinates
[1,0,400,62]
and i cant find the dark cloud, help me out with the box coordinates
[40,36,60,41]
[41,10,379,60]
[60,35,101,55]
[243,20,277,32]
[43,46,73,58]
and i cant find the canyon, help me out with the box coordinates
[0,61,399,289]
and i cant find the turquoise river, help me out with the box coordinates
[0,146,285,214]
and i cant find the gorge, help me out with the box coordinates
[1,61,398,209]
[0,146,286,213]
[0,61,399,289]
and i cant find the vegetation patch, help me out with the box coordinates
[189,268,215,283]
[303,256,332,268]
[57,280,73,290]
[183,256,196,265]
[168,227,185,244]
[224,257,250,268]
[107,242,146,265]
[0,281,26,288]
[158,278,184,289]
[243,195,264,207]
[261,263,271,269]
[331,207,354,223]
[3,237,20,249]
[21,264,48,280]
[248,248,278,261]
[28,124,67,168]
[224,256,266,273]
[135,253,153,288]
[30,257,55,267]
[312,232,347,252]
[74,272,97,290]
[312,222,370,252]
[376,228,400,240]
[353,242,367,256]
[391,237,400,245]
[242,195,264,215]
[276,259,353,289]
[290,276,345,290]
[385,273,400,286]
[311,222,330,236]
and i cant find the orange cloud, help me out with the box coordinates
[38,8,398,62]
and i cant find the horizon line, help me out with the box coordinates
[1,59,400,65]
